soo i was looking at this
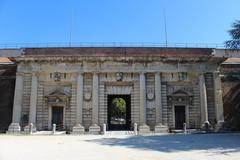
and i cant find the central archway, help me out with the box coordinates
[107,95,131,130]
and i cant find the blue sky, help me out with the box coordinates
[0,0,239,46]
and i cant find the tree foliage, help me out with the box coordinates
[111,98,126,119]
[225,20,240,49]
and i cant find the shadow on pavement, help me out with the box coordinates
[85,133,240,153]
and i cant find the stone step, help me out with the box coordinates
[105,131,135,135]
[31,131,66,135]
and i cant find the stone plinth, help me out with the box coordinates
[89,124,101,134]
[72,124,85,134]
[24,124,37,134]
[154,124,169,133]
[7,123,21,134]
[138,124,150,134]
[214,121,225,132]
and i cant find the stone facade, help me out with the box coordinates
[5,47,227,133]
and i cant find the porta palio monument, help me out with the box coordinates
[5,47,226,134]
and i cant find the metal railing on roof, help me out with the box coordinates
[0,42,226,49]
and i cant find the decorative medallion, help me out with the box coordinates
[146,88,155,100]
[84,88,92,101]
[115,72,123,81]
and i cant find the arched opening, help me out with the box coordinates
[107,95,131,130]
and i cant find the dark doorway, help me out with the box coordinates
[52,107,64,130]
[174,106,186,129]
[108,95,131,130]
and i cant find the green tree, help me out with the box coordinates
[225,20,240,49]
[111,98,126,119]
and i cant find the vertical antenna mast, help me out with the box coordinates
[163,9,168,47]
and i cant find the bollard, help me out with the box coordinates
[52,124,56,135]
[134,123,138,135]
[29,123,33,134]
[102,123,106,135]
[183,123,187,134]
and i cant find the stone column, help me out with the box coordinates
[213,72,224,131]
[138,72,150,134]
[89,72,100,134]
[8,72,24,134]
[24,72,38,133]
[199,73,210,126]
[72,72,85,134]
[155,72,162,124]
[154,72,168,133]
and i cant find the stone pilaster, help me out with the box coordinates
[199,73,210,127]
[24,72,38,133]
[154,72,168,133]
[138,72,150,134]
[213,72,224,131]
[8,72,24,134]
[89,72,100,134]
[72,72,85,134]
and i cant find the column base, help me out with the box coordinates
[214,120,225,132]
[7,123,21,134]
[24,123,37,134]
[138,124,150,135]
[89,124,101,134]
[71,124,85,134]
[154,123,169,133]
[201,121,211,131]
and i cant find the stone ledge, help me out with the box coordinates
[24,124,37,134]
[71,124,85,134]
[154,124,169,133]
[138,124,150,135]
[7,123,21,134]
[89,124,101,134]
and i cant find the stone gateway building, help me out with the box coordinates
[4,47,227,134]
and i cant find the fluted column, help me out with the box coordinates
[76,72,83,124]
[213,72,224,130]
[154,72,168,133]
[8,72,24,133]
[29,72,38,124]
[92,72,99,125]
[155,72,162,124]
[72,72,85,134]
[199,73,209,125]
[89,72,100,134]
[138,72,150,134]
[139,72,146,124]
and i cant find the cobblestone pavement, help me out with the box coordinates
[0,133,239,160]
